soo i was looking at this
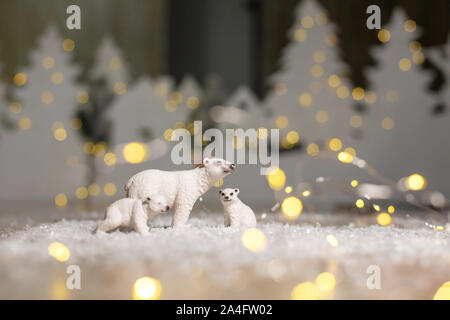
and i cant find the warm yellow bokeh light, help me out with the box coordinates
[373,204,381,211]
[241,228,267,253]
[48,242,70,262]
[409,41,422,53]
[299,93,313,107]
[76,91,89,104]
[109,57,122,70]
[378,29,391,43]
[75,186,89,200]
[54,193,68,207]
[18,117,32,130]
[433,282,450,300]
[54,128,67,141]
[352,87,365,101]
[88,184,101,196]
[324,34,338,46]
[412,51,424,65]
[313,50,326,64]
[13,72,27,86]
[326,234,339,247]
[286,131,300,144]
[294,28,308,42]
[114,82,127,95]
[350,115,363,128]
[62,39,75,52]
[103,152,117,166]
[291,282,320,300]
[281,196,303,220]
[186,96,200,109]
[301,16,314,29]
[123,142,148,164]
[133,277,162,300]
[381,117,394,130]
[275,115,288,129]
[398,58,412,71]
[307,143,319,156]
[388,205,395,214]
[214,178,224,188]
[9,102,22,114]
[315,110,328,124]
[41,91,54,104]
[51,71,64,85]
[404,19,416,32]
[302,190,311,197]
[336,86,350,99]
[351,180,358,188]
[311,64,324,78]
[364,90,377,104]
[285,186,293,194]
[42,56,55,69]
[406,174,426,191]
[355,199,364,208]
[315,272,336,292]
[266,167,286,191]
[344,147,356,157]
[377,213,392,226]
[328,74,341,88]
[337,151,353,163]
[104,183,117,196]
[328,138,342,151]
[316,12,328,25]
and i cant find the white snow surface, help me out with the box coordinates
[0,210,449,299]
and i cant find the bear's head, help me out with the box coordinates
[203,157,235,180]
[219,188,240,203]
[143,194,170,213]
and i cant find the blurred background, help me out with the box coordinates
[0,0,449,219]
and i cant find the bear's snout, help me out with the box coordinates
[230,164,236,170]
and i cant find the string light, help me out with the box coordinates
[281,196,303,220]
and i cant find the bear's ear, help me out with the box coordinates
[234,188,239,194]
[219,190,223,195]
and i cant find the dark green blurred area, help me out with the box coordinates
[0,0,448,96]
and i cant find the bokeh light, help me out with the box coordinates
[307,143,319,156]
[294,28,307,42]
[326,234,339,247]
[123,142,148,164]
[404,19,416,32]
[351,180,358,188]
[315,272,336,292]
[355,199,364,208]
[76,91,89,104]
[315,110,328,124]
[378,29,391,43]
[266,167,286,191]
[241,228,267,253]
[133,277,162,300]
[352,87,365,100]
[337,151,353,164]
[291,282,320,300]
[48,242,70,262]
[298,92,312,106]
[406,174,426,191]
[377,213,392,226]
[328,138,342,151]
[275,115,288,129]
[281,196,303,220]
[398,58,411,71]
[433,282,450,300]
[62,38,75,51]
[103,183,117,196]
[13,72,27,86]
[54,194,67,207]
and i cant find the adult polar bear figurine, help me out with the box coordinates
[125,157,235,228]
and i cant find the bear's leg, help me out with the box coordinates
[96,208,122,234]
[131,201,150,235]
[171,201,195,228]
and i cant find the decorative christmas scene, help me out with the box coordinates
[0,0,449,299]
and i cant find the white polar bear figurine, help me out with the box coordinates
[96,195,169,235]
[219,188,256,228]
[125,157,235,228]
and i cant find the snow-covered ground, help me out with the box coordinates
[0,208,449,299]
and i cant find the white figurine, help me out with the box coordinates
[96,195,169,235]
[219,188,256,228]
[125,157,235,228]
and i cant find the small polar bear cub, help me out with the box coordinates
[219,188,256,228]
[96,195,169,235]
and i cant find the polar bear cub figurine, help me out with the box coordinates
[96,195,169,235]
[219,188,256,228]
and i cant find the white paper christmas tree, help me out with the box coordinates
[356,9,450,197]
[263,0,358,204]
[90,35,131,91]
[0,26,86,203]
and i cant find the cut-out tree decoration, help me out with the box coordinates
[0,26,85,204]
[358,9,450,197]
[264,0,358,204]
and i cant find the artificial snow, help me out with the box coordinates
[0,210,449,299]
